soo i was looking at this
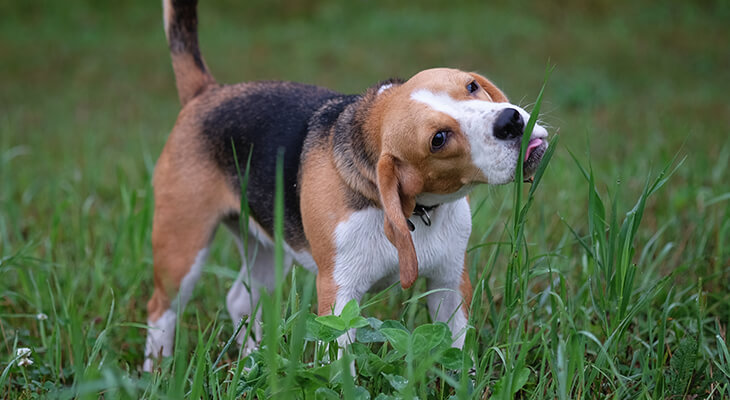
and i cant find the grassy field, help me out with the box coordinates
[1,0,729,398]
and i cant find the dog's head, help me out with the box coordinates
[374,68,549,288]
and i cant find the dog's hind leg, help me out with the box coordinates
[143,151,236,372]
[225,219,292,355]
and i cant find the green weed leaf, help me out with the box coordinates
[348,316,370,330]
[492,366,530,398]
[353,386,371,400]
[315,315,346,331]
[380,320,408,331]
[383,372,408,391]
[357,318,387,343]
[315,387,340,400]
[356,326,387,343]
[668,335,698,396]
[413,322,451,352]
[306,314,344,342]
[381,328,410,354]
[340,299,361,324]
[440,347,466,370]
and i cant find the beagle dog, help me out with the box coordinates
[143,0,548,371]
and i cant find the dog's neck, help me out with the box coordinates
[332,80,403,207]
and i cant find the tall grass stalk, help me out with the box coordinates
[506,66,553,308]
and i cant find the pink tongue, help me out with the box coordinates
[524,138,543,162]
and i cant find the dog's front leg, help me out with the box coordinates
[316,272,364,347]
[316,267,365,378]
[426,260,472,348]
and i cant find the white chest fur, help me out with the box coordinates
[332,197,472,294]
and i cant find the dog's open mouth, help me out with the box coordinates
[524,138,544,162]
[522,138,547,181]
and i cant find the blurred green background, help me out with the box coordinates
[2,0,729,218]
[3,0,729,197]
[1,0,729,396]
[2,0,728,276]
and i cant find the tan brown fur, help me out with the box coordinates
[459,263,473,316]
[299,145,352,315]
[171,53,217,106]
[376,155,422,288]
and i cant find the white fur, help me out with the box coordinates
[162,0,172,41]
[410,90,548,184]
[143,309,177,372]
[176,248,208,308]
[225,217,321,354]
[245,217,318,272]
[377,83,394,95]
[427,279,469,347]
[143,248,208,372]
[226,233,279,353]
[331,198,472,346]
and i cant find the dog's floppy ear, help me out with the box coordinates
[469,72,508,103]
[376,154,422,289]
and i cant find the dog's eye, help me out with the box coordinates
[431,131,449,152]
[466,80,479,93]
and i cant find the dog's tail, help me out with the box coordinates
[163,0,217,106]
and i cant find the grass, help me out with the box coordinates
[1,0,729,398]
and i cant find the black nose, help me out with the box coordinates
[493,108,524,140]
